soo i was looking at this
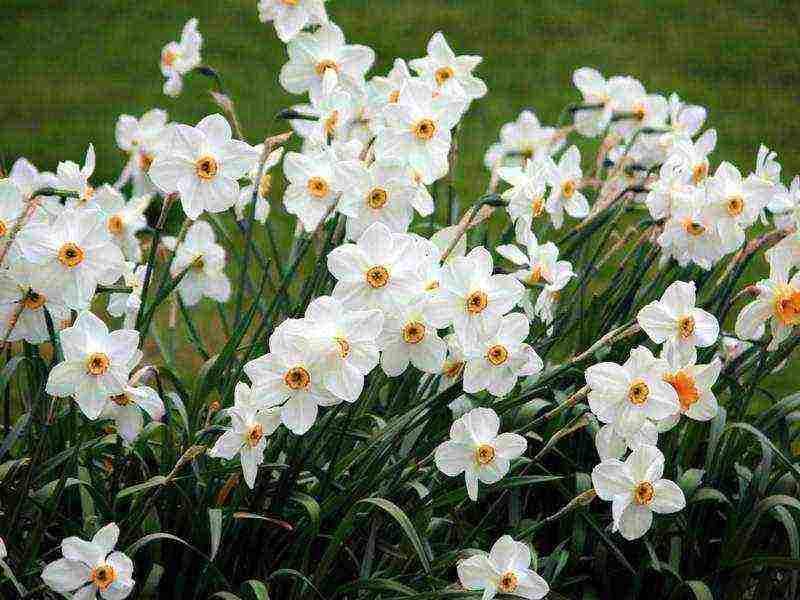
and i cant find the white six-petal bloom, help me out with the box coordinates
[585,346,679,438]
[408,31,487,101]
[244,320,339,435]
[101,374,165,443]
[166,220,231,307]
[149,114,256,219]
[0,263,70,344]
[462,313,543,397]
[327,222,424,311]
[17,208,125,310]
[457,535,549,600]
[42,523,135,600]
[637,280,719,366]
[160,18,202,97]
[543,145,590,229]
[435,407,527,501]
[46,312,141,420]
[208,382,281,488]
[592,444,686,540]
[378,303,447,377]
[257,0,328,42]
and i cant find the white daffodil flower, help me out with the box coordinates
[335,160,418,240]
[375,79,467,185]
[279,23,374,98]
[46,312,141,420]
[607,77,668,142]
[706,161,771,253]
[592,445,686,540]
[367,59,415,134]
[149,114,256,220]
[439,333,468,391]
[257,0,328,42]
[736,247,800,350]
[16,208,125,310]
[637,280,719,366]
[244,320,339,435]
[769,175,799,231]
[166,220,231,307]
[235,145,285,223]
[42,523,135,600]
[289,68,355,145]
[571,67,614,138]
[209,382,281,489]
[378,302,447,377]
[56,144,96,207]
[663,130,717,186]
[115,109,169,196]
[282,147,341,232]
[658,185,726,270]
[0,180,28,250]
[427,246,524,342]
[657,93,707,153]
[160,18,202,97]
[408,31,487,101]
[86,186,149,262]
[660,355,721,423]
[8,157,59,199]
[292,295,383,402]
[498,158,549,226]
[0,263,70,344]
[107,263,146,329]
[585,346,679,438]
[484,110,564,170]
[497,221,575,291]
[457,535,549,600]
[328,222,424,311]
[543,145,590,229]
[595,420,659,461]
[462,313,543,397]
[101,374,165,443]
[435,407,527,501]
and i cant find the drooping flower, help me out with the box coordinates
[88,186,150,262]
[585,346,679,437]
[408,31,487,101]
[485,110,564,170]
[57,144,97,206]
[462,313,543,397]
[279,23,374,98]
[293,296,383,402]
[244,320,338,435]
[101,372,165,443]
[107,263,147,329]
[208,382,281,488]
[42,523,135,600]
[115,109,169,195]
[592,444,686,540]
[149,114,256,219]
[571,67,614,138]
[164,220,231,307]
[427,246,524,341]
[161,18,203,97]
[328,222,423,311]
[378,303,447,377]
[289,68,355,146]
[16,208,125,310]
[498,158,549,226]
[735,247,800,350]
[457,535,549,600]
[235,145,285,223]
[637,280,719,366]
[769,175,799,231]
[46,312,141,420]
[257,0,328,42]
[543,145,590,229]
[435,407,527,501]
[375,79,467,184]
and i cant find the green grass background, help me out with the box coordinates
[3,0,800,395]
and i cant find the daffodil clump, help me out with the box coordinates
[1,3,799,600]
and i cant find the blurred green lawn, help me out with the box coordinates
[3,0,800,395]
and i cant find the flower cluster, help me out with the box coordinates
[3,2,798,599]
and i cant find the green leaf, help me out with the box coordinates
[115,475,167,502]
[289,492,321,536]
[336,578,418,596]
[242,580,270,600]
[689,488,731,507]
[269,569,325,600]
[209,508,223,561]
[668,580,714,600]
